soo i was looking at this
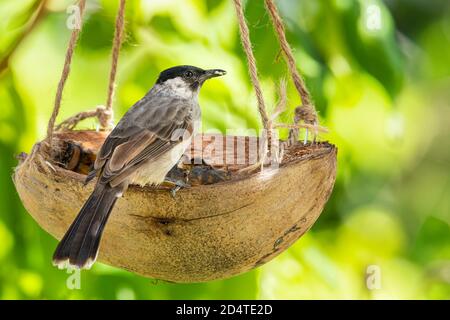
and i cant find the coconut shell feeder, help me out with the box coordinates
[13,0,337,283]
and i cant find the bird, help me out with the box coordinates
[52,65,226,269]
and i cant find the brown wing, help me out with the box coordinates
[91,93,195,187]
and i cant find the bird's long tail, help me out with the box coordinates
[52,183,122,269]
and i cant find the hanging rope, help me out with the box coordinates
[232,0,327,173]
[45,0,86,148]
[56,0,126,131]
[232,0,323,151]
[232,0,269,130]
[55,106,112,131]
[45,0,126,147]
[105,0,126,118]
[264,0,320,145]
[265,1,312,110]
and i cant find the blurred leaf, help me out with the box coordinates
[338,0,404,97]
[411,217,450,264]
[0,221,14,260]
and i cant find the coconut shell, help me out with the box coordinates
[13,131,337,283]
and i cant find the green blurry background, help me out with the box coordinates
[1,0,449,299]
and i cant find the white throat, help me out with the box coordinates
[161,77,198,99]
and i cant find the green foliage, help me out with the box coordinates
[0,0,449,299]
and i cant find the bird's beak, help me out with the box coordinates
[202,69,227,81]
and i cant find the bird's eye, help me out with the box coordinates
[185,71,194,78]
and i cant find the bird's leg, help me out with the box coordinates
[164,177,191,198]
[164,164,190,199]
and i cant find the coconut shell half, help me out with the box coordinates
[13,130,337,283]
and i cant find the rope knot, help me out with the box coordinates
[96,105,114,129]
[294,104,318,125]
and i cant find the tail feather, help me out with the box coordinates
[53,183,121,269]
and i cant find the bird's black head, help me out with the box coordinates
[156,65,226,91]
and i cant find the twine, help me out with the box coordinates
[264,0,318,124]
[45,0,126,149]
[105,0,126,116]
[264,0,322,146]
[232,0,269,130]
[45,0,86,148]
[233,0,323,153]
[55,105,113,131]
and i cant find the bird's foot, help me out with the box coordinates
[163,177,191,199]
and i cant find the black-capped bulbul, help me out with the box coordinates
[52,65,226,269]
